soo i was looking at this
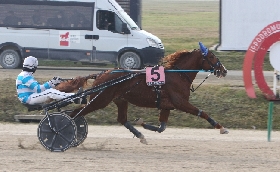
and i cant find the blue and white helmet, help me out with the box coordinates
[23,56,38,72]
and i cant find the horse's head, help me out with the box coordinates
[198,42,227,78]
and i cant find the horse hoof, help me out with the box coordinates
[220,127,229,134]
[140,138,148,145]
[139,134,148,144]
[134,118,144,125]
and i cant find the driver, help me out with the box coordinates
[16,56,76,105]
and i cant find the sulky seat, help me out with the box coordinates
[22,103,43,111]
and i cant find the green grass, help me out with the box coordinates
[142,0,220,54]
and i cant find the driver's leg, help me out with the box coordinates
[27,88,74,104]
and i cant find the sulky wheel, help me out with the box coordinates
[37,113,77,152]
[71,116,88,147]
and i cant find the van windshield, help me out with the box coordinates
[108,0,140,30]
[118,10,139,30]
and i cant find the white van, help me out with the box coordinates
[0,0,164,69]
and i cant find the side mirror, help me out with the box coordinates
[121,23,130,34]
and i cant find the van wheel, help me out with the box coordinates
[119,52,142,69]
[0,50,22,69]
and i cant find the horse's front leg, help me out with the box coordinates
[135,109,169,133]
[176,101,229,134]
[113,99,147,144]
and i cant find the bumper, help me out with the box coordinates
[138,47,165,66]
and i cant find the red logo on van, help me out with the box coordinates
[60,32,69,46]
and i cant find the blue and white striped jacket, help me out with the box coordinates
[16,71,52,104]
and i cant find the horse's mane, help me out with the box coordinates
[160,49,196,69]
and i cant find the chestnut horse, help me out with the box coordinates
[58,42,229,144]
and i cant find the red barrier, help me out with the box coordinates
[243,21,280,100]
[254,32,280,100]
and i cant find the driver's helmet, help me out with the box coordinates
[23,56,38,73]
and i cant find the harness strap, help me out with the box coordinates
[73,89,104,119]
[43,73,141,111]
[118,79,143,98]
[154,85,161,109]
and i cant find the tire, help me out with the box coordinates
[0,49,22,69]
[37,113,77,152]
[71,116,88,147]
[119,51,142,69]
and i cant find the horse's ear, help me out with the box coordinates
[199,42,208,56]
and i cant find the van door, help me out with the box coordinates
[48,29,95,62]
[93,10,128,64]
[22,29,50,59]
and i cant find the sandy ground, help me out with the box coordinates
[1,123,280,172]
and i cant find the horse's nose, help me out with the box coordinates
[216,70,221,77]
[222,69,227,77]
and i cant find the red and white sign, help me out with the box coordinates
[59,32,70,46]
[59,31,80,47]
[243,21,280,100]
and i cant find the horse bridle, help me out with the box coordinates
[200,51,227,77]
[176,51,223,92]
[201,52,222,71]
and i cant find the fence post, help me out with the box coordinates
[267,101,274,142]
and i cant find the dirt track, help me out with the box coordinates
[1,123,280,172]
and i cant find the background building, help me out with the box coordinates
[116,0,142,28]
[216,0,280,51]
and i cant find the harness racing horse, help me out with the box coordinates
[58,42,229,144]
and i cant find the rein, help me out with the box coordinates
[175,58,214,92]
[187,51,220,92]
[175,67,213,92]
[190,72,212,92]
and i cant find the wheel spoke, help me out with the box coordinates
[57,132,73,143]
[40,129,54,133]
[56,121,73,132]
[49,133,57,148]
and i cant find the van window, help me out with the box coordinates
[96,10,124,33]
[0,2,93,30]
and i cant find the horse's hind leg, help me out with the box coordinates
[113,99,147,144]
[136,109,170,133]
